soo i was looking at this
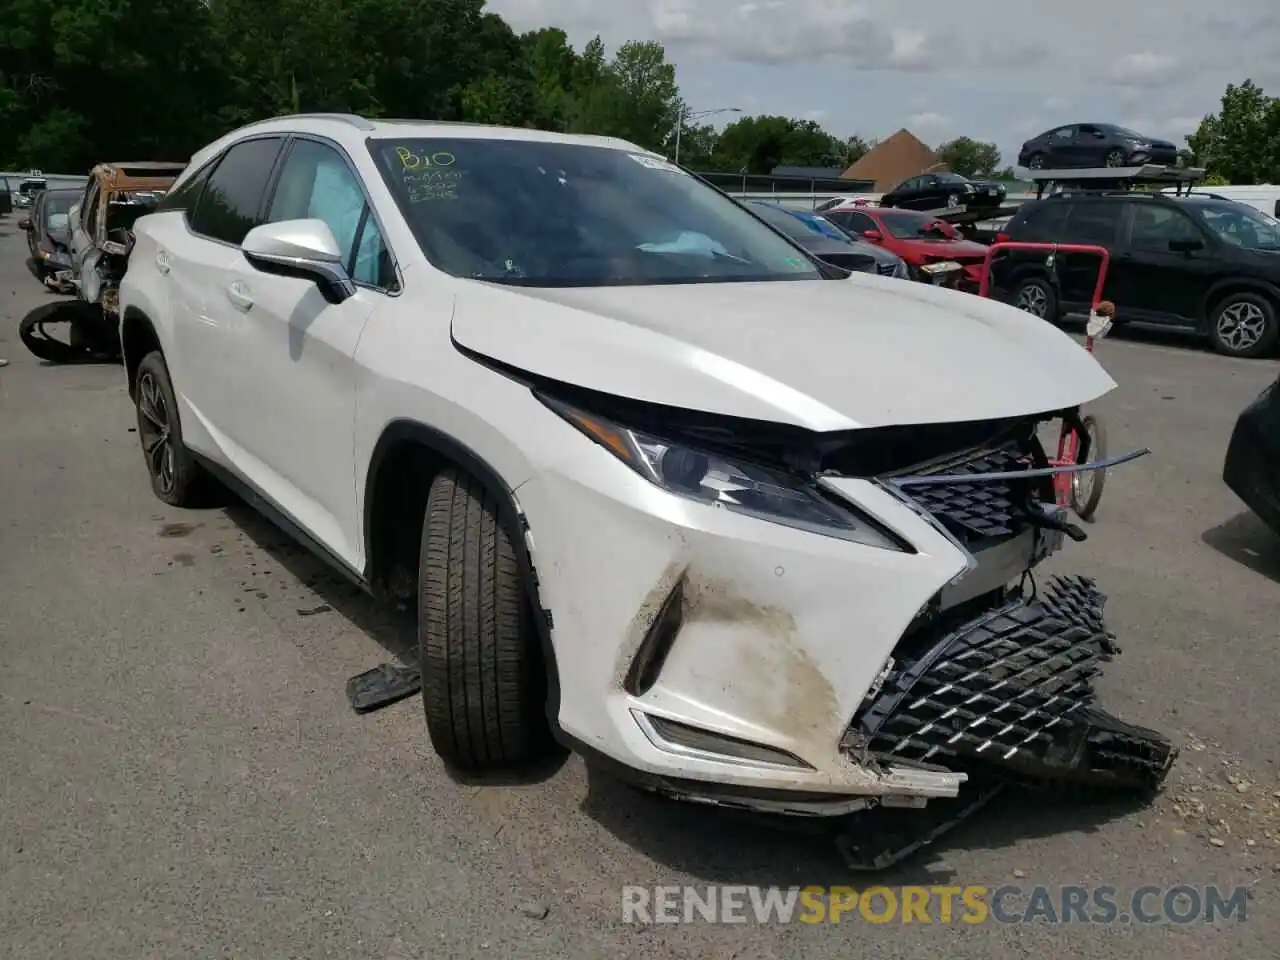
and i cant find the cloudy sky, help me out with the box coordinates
[487,0,1279,166]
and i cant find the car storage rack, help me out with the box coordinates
[1027,163,1206,200]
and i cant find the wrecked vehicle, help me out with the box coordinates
[118,116,1176,867]
[21,162,183,363]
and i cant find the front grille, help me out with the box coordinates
[876,261,898,276]
[847,575,1175,791]
[893,443,1029,543]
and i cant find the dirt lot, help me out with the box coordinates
[1,223,1277,958]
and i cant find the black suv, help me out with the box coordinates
[996,192,1280,358]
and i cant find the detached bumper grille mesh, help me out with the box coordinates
[851,576,1174,790]
[898,445,1026,540]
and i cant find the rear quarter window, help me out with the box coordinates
[1009,201,1069,240]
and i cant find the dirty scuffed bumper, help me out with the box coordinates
[515,430,1175,816]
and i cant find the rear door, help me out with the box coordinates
[1056,198,1125,307]
[1045,125,1079,166]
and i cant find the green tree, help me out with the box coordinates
[935,137,1001,177]
[713,115,853,174]
[1185,80,1280,184]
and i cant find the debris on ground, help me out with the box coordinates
[1147,731,1280,863]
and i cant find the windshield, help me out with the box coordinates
[20,180,47,195]
[1196,201,1280,251]
[372,138,820,286]
[878,210,960,240]
[1101,126,1144,139]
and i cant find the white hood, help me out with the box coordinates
[451,273,1116,431]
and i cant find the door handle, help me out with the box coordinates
[155,250,170,274]
[225,281,254,312]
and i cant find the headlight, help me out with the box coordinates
[539,395,907,550]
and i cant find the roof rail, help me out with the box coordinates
[1029,163,1205,200]
[236,112,376,132]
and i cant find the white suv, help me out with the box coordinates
[119,113,1174,819]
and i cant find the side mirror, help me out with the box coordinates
[862,229,883,241]
[241,219,355,304]
[1168,237,1203,253]
[18,217,32,231]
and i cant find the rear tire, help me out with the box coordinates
[1013,275,1059,324]
[1027,153,1046,170]
[134,351,206,506]
[418,468,548,769]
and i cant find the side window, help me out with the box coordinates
[1051,126,1075,141]
[1078,124,1101,137]
[1062,201,1122,245]
[155,161,213,217]
[848,212,878,233]
[897,177,919,191]
[1009,202,1064,240]
[189,137,286,246]
[1129,205,1200,249]
[265,138,394,289]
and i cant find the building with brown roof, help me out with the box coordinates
[841,129,948,192]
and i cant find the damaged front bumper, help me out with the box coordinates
[518,411,1174,819]
[845,574,1175,793]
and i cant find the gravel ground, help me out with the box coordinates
[1,223,1277,959]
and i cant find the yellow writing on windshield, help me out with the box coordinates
[395,146,456,170]
[402,168,465,202]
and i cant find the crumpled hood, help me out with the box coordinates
[451,275,1116,432]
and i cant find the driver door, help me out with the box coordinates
[223,136,395,565]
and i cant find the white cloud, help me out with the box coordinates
[906,112,953,136]
[1106,53,1180,88]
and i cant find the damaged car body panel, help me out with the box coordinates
[503,349,1172,818]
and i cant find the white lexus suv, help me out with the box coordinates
[119,114,1174,824]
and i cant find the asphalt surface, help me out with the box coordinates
[1,222,1277,959]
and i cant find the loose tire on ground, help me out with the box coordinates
[419,468,548,769]
[1207,291,1278,359]
[134,351,206,506]
[1070,414,1108,522]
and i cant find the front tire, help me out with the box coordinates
[418,468,548,769]
[1105,149,1127,168]
[1070,414,1107,522]
[1208,292,1278,358]
[134,351,205,506]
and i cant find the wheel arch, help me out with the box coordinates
[120,305,163,400]
[361,419,561,726]
[1197,279,1280,333]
